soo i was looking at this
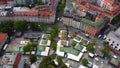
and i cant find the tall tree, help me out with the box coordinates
[0,20,14,36]
[102,40,108,47]
[14,20,27,32]
[101,47,110,56]
[38,22,46,31]
[86,42,94,51]
[82,58,88,66]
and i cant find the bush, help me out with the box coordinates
[86,43,94,51]
[101,47,110,56]
[71,41,77,47]
[82,58,88,66]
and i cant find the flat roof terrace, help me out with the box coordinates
[60,47,79,56]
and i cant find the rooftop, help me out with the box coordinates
[74,43,84,51]
[75,0,120,16]
[2,53,16,68]
[0,33,7,46]
[81,18,105,28]
[107,27,120,45]
[60,47,79,56]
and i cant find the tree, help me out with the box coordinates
[86,42,94,51]
[102,40,108,47]
[23,45,30,52]
[14,20,27,32]
[39,55,66,68]
[111,14,120,25]
[38,22,46,31]
[38,0,44,5]
[23,42,36,52]
[50,53,57,59]
[50,26,59,39]
[101,47,110,56]
[0,20,14,36]
[71,41,77,47]
[82,58,88,66]
[57,56,62,65]
[29,55,37,64]
[57,0,66,16]
[60,62,67,68]
[50,42,57,51]
[39,56,54,68]
[30,22,39,31]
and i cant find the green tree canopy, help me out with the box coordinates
[38,22,46,31]
[50,42,57,51]
[23,42,36,52]
[101,47,110,56]
[0,20,14,36]
[29,55,37,64]
[23,45,30,52]
[102,40,108,47]
[50,26,59,39]
[57,0,66,16]
[82,58,88,66]
[50,53,57,59]
[86,42,94,51]
[39,55,67,68]
[71,41,77,47]
[38,0,44,5]
[30,22,39,31]
[14,20,27,32]
[39,56,54,68]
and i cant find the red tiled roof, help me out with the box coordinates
[103,0,115,5]
[13,0,55,16]
[13,53,22,68]
[75,0,120,16]
[77,5,88,12]
[0,33,7,45]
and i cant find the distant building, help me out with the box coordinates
[75,0,120,22]
[0,33,8,50]
[97,0,119,11]
[0,0,56,23]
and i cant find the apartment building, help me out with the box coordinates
[75,0,120,21]
[0,0,56,23]
[62,1,106,36]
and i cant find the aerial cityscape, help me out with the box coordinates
[0,0,120,68]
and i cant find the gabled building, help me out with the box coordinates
[0,0,56,23]
[75,0,120,22]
